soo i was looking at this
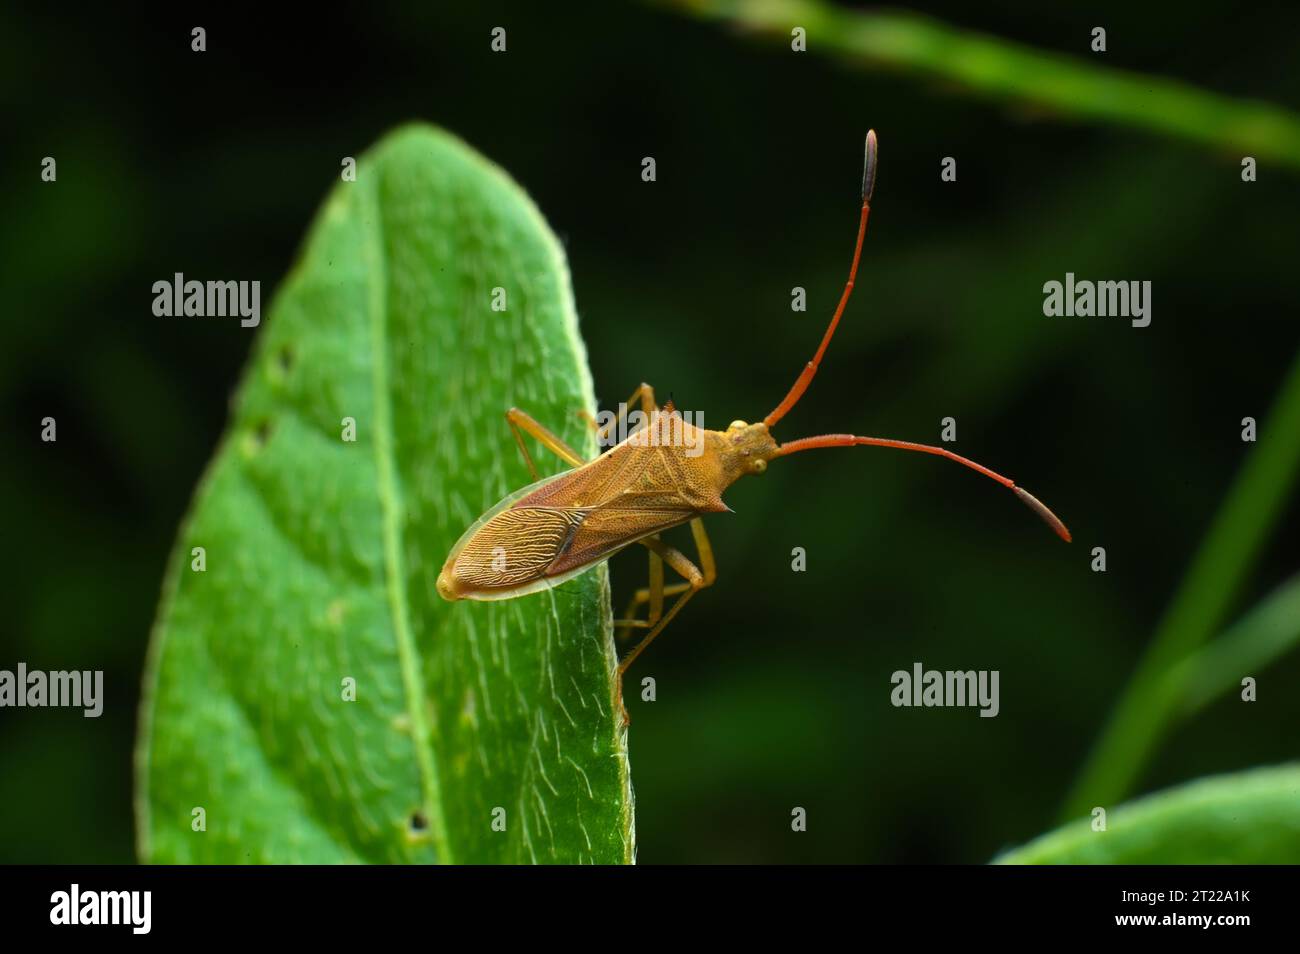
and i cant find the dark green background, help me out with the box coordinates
[3,2,1298,863]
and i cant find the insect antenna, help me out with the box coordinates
[764,129,878,428]
[775,434,1072,541]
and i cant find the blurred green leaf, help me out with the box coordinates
[135,124,632,864]
[997,764,1300,863]
[667,0,1300,170]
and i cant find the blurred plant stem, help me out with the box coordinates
[664,0,1300,169]
[1172,574,1300,717]
[1063,349,1300,820]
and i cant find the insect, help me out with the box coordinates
[437,131,1070,724]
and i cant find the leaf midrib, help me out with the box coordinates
[361,171,452,863]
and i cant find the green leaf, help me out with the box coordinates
[135,124,632,864]
[996,765,1300,864]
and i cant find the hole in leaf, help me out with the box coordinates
[409,811,429,833]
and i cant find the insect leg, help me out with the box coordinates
[648,537,665,627]
[613,537,671,642]
[686,517,717,587]
[613,519,716,642]
[613,526,716,725]
[505,407,587,479]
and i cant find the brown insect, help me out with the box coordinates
[436,131,1070,723]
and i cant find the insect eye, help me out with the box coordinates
[729,420,747,431]
[752,458,767,474]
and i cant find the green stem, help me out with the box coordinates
[666,0,1300,169]
[1170,574,1300,718]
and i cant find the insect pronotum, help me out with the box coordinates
[437,131,1070,724]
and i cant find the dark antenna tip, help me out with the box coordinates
[862,129,878,202]
[1013,486,1072,543]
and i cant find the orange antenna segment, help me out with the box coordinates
[776,433,1072,542]
[765,130,878,428]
